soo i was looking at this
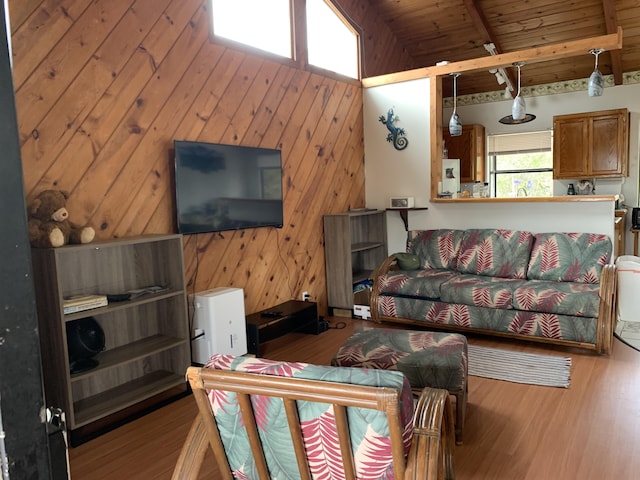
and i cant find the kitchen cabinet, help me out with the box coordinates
[324,210,387,312]
[553,108,629,179]
[443,124,485,183]
[30,234,190,445]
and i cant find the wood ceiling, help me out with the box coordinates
[366,0,640,97]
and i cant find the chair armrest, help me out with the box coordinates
[405,387,455,480]
[596,263,617,355]
[370,254,399,322]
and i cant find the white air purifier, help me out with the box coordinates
[190,287,247,364]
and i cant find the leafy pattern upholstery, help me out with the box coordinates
[374,229,611,346]
[204,354,414,480]
[454,229,534,279]
[527,232,611,283]
[512,279,601,318]
[376,268,457,299]
[332,328,467,394]
[408,229,465,269]
[378,295,598,344]
[439,274,526,309]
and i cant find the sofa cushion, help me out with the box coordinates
[440,274,527,309]
[408,229,464,270]
[204,354,415,478]
[512,280,601,317]
[377,268,457,299]
[455,229,534,279]
[376,295,598,345]
[527,232,611,283]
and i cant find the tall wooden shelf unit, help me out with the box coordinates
[324,210,387,312]
[30,234,190,444]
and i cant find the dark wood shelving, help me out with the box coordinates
[31,234,190,443]
[324,210,387,312]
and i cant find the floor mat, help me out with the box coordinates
[467,344,571,388]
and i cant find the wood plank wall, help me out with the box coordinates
[9,0,413,316]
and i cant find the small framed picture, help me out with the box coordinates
[441,158,460,195]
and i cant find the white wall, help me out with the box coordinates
[364,79,630,254]
[364,79,431,211]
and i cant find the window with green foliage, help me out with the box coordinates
[488,131,553,198]
[209,0,360,79]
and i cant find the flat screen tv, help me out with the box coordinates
[173,140,284,234]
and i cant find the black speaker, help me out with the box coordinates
[66,317,105,374]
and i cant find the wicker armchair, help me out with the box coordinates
[172,354,455,480]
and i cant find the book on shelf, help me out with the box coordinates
[63,294,108,314]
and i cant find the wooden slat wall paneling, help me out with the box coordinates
[7,0,46,33]
[75,5,211,229]
[13,0,408,317]
[110,42,229,237]
[182,74,331,306]
[15,0,136,143]
[10,0,92,88]
[188,76,340,310]
[20,0,200,202]
[337,0,415,77]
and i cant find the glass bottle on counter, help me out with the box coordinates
[567,183,576,195]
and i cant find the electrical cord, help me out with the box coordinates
[275,227,294,299]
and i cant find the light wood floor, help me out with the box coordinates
[69,317,640,479]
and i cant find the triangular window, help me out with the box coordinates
[306,0,359,79]
[209,0,360,80]
[210,0,292,59]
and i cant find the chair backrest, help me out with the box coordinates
[173,354,455,480]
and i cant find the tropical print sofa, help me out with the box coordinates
[370,229,617,354]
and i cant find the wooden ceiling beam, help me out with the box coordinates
[462,0,518,93]
[363,27,623,87]
[602,0,623,85]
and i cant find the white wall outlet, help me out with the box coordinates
[302,291,310,301]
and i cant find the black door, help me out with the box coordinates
[0,4,64,478]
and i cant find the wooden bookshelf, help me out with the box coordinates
[31,234,190,444]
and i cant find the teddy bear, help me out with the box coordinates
[28,189,95,248]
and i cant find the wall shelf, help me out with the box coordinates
[386,207,429,230]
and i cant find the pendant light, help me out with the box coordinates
[448,73,462,136]
[588,48,604,97]
[512,62,526,120]
[499,62,535,125]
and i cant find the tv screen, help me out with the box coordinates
[173,140,284,234]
